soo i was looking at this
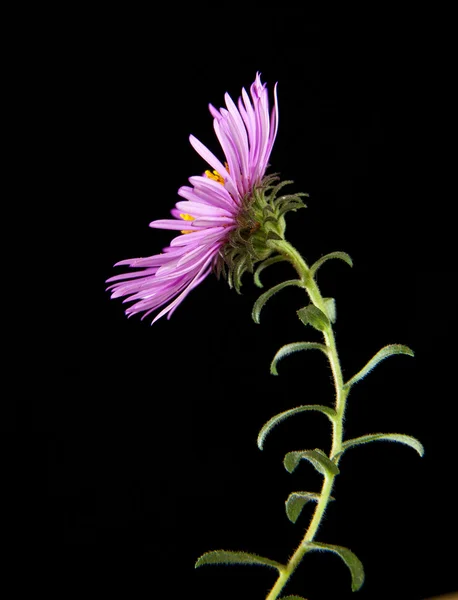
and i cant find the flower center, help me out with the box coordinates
[180,212,195,234]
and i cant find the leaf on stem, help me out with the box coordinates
[252,279,304,324]
[257,405,336,450]
[310,251,353,277]
[195,550,285,572]
[297,305,330,331]
[344,344,414,390]
[253,255,287,288]
[333,433,424,462]
[304,541,365,592]
[284,449,340,476]
[270,342,328,375]
[323,297,336,323]
[285,491,335,524]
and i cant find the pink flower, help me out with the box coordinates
[107,73,279,324]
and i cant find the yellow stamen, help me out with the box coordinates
[204,163,229,185]
[205,169,225,185]
[180,212,195,234]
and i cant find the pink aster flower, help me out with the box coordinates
[107,72,280,324]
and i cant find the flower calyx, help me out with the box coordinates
[216,175,308,293]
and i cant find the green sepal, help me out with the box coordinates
[285,491,335,524]
[297,305,330,331]
[234,254,250,294]
[257,405,336,450]
[265,178,296,199]
[195,550,285,572]
[310,251,353,277]
[215,175,307,295]
[275,190,309,201]
[277,198,307,217]
[323,297,336,323]
[344,344,414,390]
[333,433,424,463]
[304,541,365,592]
[253,255,287,288]
[266,231,283,241]
[264,218,283,238]
[270,342,328,375]
[284,449,340,476]
[263,215,279,225]
[252,280,304,324]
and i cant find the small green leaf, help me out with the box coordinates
[195,550,285,572]
[295,307,308,327]
[258,405,336,450]
[341,433,424,457]
[310,251,353,276]
[304,542,364,591]
[252,280,304,324]
[270,342,328,375]
[323,297,336,323]
[344,344,414,389]
[297,305,330,331]
[284,449,340,476]
[253,255,287,288]
[285,492,334,523]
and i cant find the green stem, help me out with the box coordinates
[265,240,349,600]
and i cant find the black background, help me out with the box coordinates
[11,9,456,600]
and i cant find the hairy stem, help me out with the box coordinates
[265,240,348,600]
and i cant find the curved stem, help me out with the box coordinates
[265,240,349,600]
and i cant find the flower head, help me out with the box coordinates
[107,72,306,324]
